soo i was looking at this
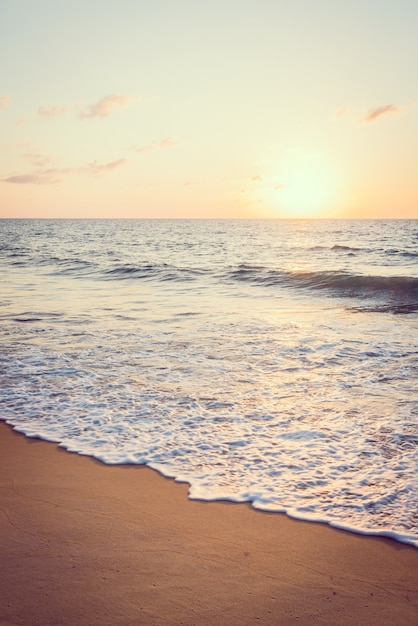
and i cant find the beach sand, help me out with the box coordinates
[0,421,417,625]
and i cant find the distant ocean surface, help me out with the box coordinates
[1,219,418,547]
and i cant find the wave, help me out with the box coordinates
[351,303,418,315]
[308,244,362,252]
[401,251,418,259]
[331,244,361,252]
[104,263,160,280]
[0,311,65,323]
[229,265,418,309]
[309,245,418,259]
[50,258,98,277]
[105,262,418,304]
[103,263,208,282]
[8,252,418,311]
[2,235,417,314]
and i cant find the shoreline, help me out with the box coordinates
[1,420,417,625]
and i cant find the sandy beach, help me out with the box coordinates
[0,421,417,625]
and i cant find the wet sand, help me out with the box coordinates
[0,421,417,625]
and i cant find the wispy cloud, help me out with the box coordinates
[79,95,133,119]
[364,104,400,123]
[21,151,55,167]
[159,136,176,148]
[4,170,63,185]
[80,159,127,175]
[335,107,348,118]
[132,142,154,154]
[3,159,127,185]
[131,136,176,153]
[38,105,68,118]
[0,94,11,110]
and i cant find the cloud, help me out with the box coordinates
[79,95,133,119]
[364,104,400,123]
[132,142,154,154]
[3,170,62,185]
[159,136,176,148]
[335,107,348,118]
[81,159,127,175]
[3,159,127,185]
[251,175,262,182]
[131,136,176,153]
[21,151,55,167]
[0,94,11,110]
[38,105,68,118]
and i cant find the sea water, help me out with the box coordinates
[1,219,417,546]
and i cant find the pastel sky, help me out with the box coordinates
[1,0,417,218]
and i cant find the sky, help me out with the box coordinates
[1,0,417,219]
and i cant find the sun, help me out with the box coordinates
[260,154,341,218]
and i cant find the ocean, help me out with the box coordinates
[1,218,417,547]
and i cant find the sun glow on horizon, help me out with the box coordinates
[261,155,343,218]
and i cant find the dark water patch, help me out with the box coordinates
[3,310,64,322]
[401,251,418,259]
[103,264,160,280]
[12,317,44,323]
[102,263,208,283]
[331,244,361,252]
[351,303,418,315]
[308,245,363,252]
[8,251,30,258]
[50,258,99,276]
